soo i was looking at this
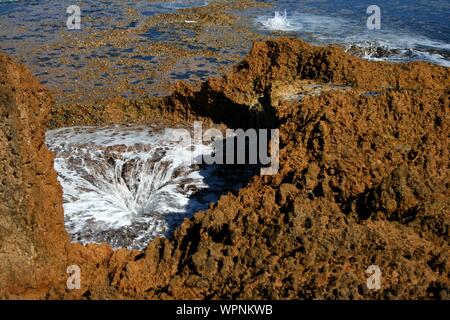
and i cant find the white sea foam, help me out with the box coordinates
[343,34,450,67]
[257,11,348,34]
[259,10,297,32]
[46,124,250,250]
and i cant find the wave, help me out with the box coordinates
[256,10,450,67]
[343,35,450,67]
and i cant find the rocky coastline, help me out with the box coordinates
[0,38,448,299]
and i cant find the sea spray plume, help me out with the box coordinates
[261,10,295,32]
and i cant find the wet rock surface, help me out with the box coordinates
[1,38,449,299]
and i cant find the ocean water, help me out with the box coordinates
[251,0,450,66]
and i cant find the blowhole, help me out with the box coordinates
[45,123,258,250]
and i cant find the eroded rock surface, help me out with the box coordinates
[0,53,68,297]
[1,38,449,299]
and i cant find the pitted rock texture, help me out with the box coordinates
[1,38,449,299]
[0,53,68,297]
